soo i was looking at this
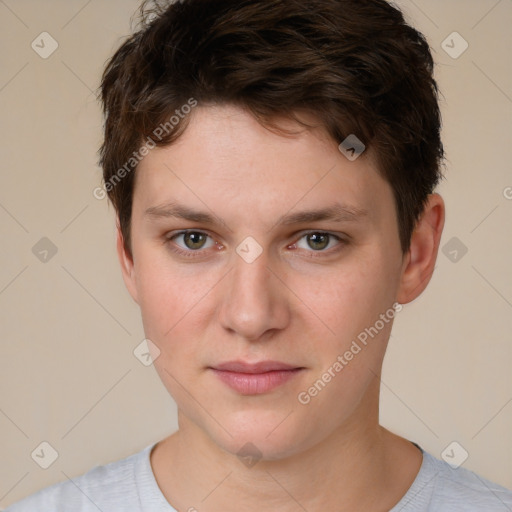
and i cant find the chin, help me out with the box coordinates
[203,409,318,463]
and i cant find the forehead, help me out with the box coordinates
[133,105,392,228]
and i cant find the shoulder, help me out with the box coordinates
[395,447,512,511]
[4,444,154,512]
[427,452,512,510]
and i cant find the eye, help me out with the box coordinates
[166,230,218,258]
[165,229,346,260]
[292,231,345,253]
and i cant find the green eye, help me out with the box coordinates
[166,230,216,259]
[166,230,347,260]
[305,232,330,251]
[295,232,344,253]
[181,231,209,250]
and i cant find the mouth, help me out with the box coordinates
[209,360,305,395]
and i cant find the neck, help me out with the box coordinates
[151,381,422,511]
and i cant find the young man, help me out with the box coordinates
[6,0,512,510]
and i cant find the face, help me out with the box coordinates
[119,104,411,460]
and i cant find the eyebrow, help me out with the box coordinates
[144,201,369,227]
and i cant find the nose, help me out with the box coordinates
[218,246,291,342]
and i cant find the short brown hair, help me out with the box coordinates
[98,0,444,258]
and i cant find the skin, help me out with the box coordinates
[117,104,445,511]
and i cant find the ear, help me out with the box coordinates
[396,193,445,304]
[116,220,139,304]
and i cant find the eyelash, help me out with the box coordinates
[165,230,347,260]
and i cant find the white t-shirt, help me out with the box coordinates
[4,441,512,511]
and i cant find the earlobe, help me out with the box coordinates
[396,193,445,304]
[116,222,139,304]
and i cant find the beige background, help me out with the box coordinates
[0,0,511,508]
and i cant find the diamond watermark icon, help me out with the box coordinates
[134,338,161,366]
[237,442,262,468]
[442,236,468,263]
[31,441,59,469]
[441,441,469,469]
[236,236,263,264]
[31,32,59,59]
[338,134,366,161]
[32,237,58,263]
[441,32,468,60]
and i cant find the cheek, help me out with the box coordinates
[307,254,395,338]
[136,265,201,399]
[133,252,219,370]
[134,248,199,331]
[136,267,176,336]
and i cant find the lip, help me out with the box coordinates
[210,360,304,395]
